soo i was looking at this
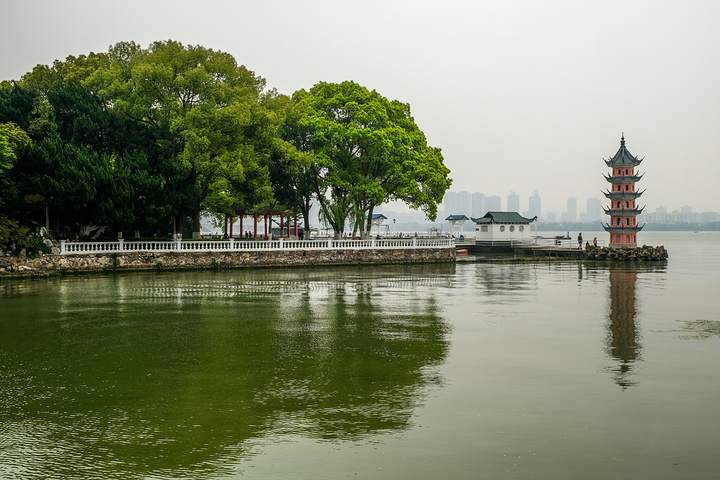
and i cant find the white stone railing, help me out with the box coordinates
[59,237,455,255]
[473,237,605,249]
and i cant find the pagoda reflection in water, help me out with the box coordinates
[606,263,642,389]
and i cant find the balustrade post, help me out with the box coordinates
[118,238,124,252]
[279,238,284,249]
[371,238,375,248]
[60,239,66,254]
[175,233,182,251]
[229,238,235,250]
[413,236,417,247]
[328,237,333,249]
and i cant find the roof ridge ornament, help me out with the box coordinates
[621,132,625,146]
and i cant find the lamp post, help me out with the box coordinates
[393,218,396,236]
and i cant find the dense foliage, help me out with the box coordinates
[291,81,451,237]
[0,41,451,247]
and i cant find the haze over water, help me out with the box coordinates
[1,231,718,479]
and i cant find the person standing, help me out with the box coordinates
[593,237,597,247]
[577,233,583,250]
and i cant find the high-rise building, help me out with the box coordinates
[485,195,502,212]
[564,197,577,222]
[655,206,668,223]
[507,191,520,213]
[443,191,472,217]
[528,191,542,220]
[471,192,485,218]
[584,197,602,221]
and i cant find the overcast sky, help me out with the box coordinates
[2,0,718,214]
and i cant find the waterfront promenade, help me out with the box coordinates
[2,237,456,277]
[58,236,453,254]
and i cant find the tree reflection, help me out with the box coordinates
[0,266,451,479]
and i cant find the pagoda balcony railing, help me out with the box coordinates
[603,173,644,183]
[602,206,645,216]
[602,223,645,234]
[603,189,645,200]
[58,237,455,255]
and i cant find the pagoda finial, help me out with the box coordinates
[621,133,625,146]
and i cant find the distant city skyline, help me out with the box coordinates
[2,2,718,216]
[436,190,718,222]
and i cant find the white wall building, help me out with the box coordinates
[472,212,537,243]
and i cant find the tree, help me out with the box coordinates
[0,122,32,212]
[292,81,451,237]
[20,52,107,95]
[262,90,316,231]
[0,134,14,172]
[87,40,271,237]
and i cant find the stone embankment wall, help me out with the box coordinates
[0,248,455,277]
[584,244,668,261]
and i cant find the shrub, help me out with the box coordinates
[0,215,50,257]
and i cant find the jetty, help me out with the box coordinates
[456,237,586,258]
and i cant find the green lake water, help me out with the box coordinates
[1,231,719,479]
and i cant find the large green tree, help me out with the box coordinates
[261,90,316,231]
[87,40,272,237]
[291,81,451,237]
[5,80,169,237]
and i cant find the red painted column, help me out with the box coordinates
[229,216,233,238]
[239,214,244,238]
[253,215,258,238]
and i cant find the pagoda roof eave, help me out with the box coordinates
[604,156,643,168]
[603,136,644,167]
[602,207,645,216]
[603,173,644,183]
[602,190,645,200]
[602,224,645,233]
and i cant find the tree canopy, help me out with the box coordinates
[0,42,451,241]
[291,81,451,237]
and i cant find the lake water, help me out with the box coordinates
[1,231,718,479]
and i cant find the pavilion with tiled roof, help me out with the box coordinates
[471,212,537,242]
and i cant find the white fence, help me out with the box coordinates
[472,237,605,249]
[59,237,455,255]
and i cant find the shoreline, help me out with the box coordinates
[0,248,456,279]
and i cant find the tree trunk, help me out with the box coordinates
[176,214,184,239]
[302,198,312,232]
[192,210,201,239]
[365,205,375,238]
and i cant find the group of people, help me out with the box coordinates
[577,233,598,250]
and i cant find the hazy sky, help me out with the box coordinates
[2,0,718,214]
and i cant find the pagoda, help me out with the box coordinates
[602,134,645,247]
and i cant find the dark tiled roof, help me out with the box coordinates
[604,135,644,167]
[445,214,469,221]
[471,211,537,224]
[602,224,645,233]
